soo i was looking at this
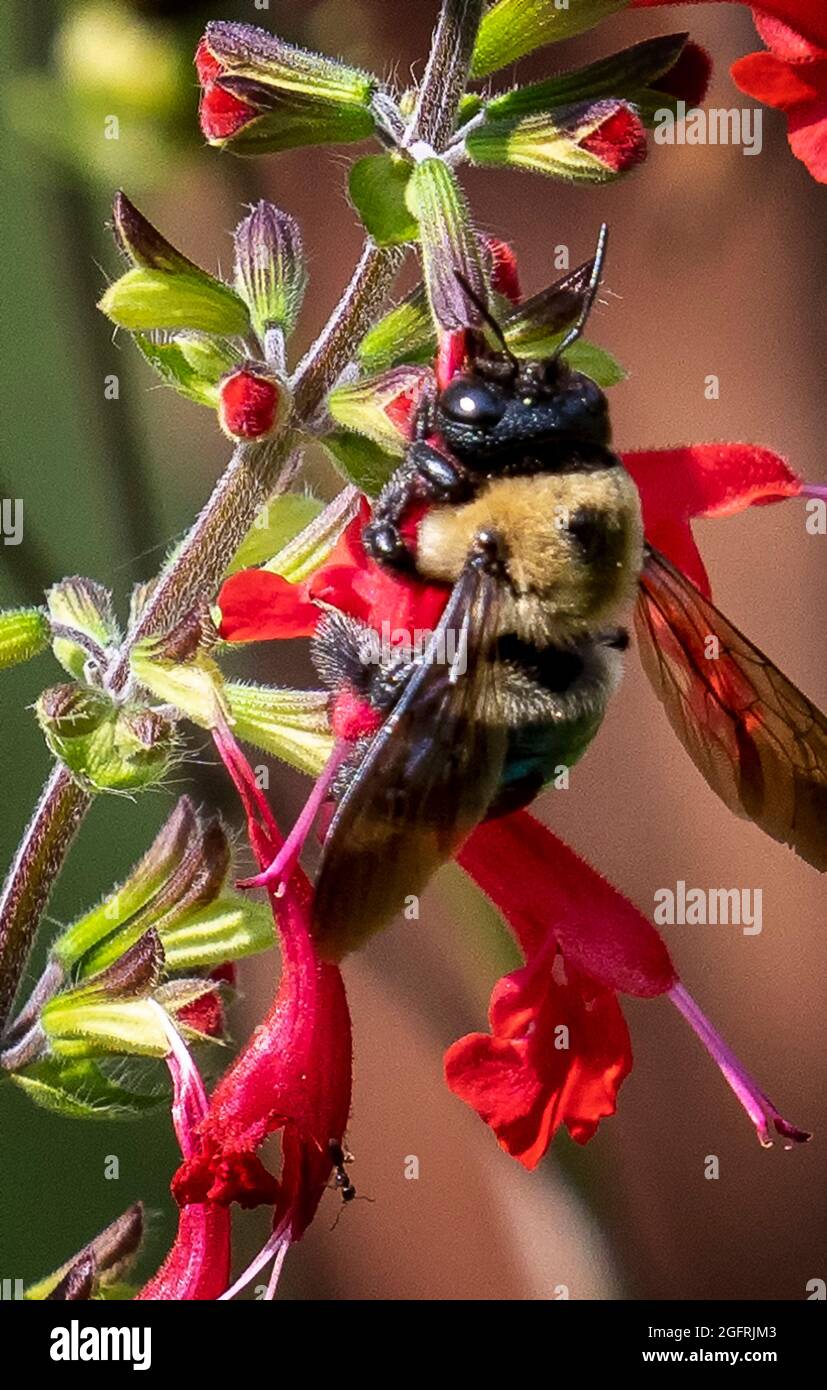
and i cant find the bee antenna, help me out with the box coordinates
[552,223,608,361]
[454,272,519,371]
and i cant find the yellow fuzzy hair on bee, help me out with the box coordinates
[415,470,643,640]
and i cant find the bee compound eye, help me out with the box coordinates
[439,377,506,429]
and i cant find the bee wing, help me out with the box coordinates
[635,545,827,870]
[312,562,508,958]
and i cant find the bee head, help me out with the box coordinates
[435,357,611,466]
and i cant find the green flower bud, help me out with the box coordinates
[467,100,647,183]
[328,364,434,455]
[0,607,49,671]
[233,201,307,343]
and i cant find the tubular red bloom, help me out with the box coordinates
[445,946,632,1166]
[137,1007,230,1300]
[196,39,256,143]
[732,15,827,182]
[172,726,353,1244]
[450,813,807,1164]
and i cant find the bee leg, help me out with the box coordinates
[364,445,473,572]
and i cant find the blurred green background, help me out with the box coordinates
[1,0,825,1299]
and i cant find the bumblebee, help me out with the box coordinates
[310,228,827,959]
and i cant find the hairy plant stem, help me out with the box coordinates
[0,0,485,1039]
[407,0,485,150]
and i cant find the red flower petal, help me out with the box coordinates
[485,237,522,304]
[218,569,319,641]
[580,104,647,172]
[623,444,801,593]
[731,50,827,110]
[445,951,632,1166]
[657,40,713,107]
[459,813,677,998]
[786,98,827,180]
[199,82,256,142]
[629,1,827,52]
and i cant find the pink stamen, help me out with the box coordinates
[801,482,827,502]
[149,1001,209,1160]
[218,1220,291,1302]
[669,983,811,1149]
[237,740,350,893]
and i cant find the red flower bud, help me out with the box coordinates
[580,103,648,172]
[218,367,288,442]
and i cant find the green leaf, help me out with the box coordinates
[357,285,436,374]
[225,682,333,777]
[227,493,324,575]
[472,0,630,78]
[485,33,689,119]
[10,1058,161,1121]
[349,154,418,246]
[321,431,400,497]
[0,607,49,670]
[99,267,250,335]
[161,895,275,971]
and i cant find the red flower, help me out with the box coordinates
[732,14,827,182]
[630,2,827,180]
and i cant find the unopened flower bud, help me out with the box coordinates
[233,202,307,343]
[218,365,290,441]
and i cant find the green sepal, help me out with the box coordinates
[204,20,377,108]
[36,689,175,794]
[328,364,432,454]
[467,101,645,183]
[349,154,418,246]
[407,159,486,331]
[133,334,240,407]
[227,493,324,575]
[484,33,689,119]
[225,682,333,777]
[471,0,630,78]
[261,487,361,582]
[99,266,250,335]
[47,577,119,678]
[129,640,228,730]
[10,1058,161,1122]
[321,431,399,497]
[209,83,375,155]
[161,895,275,972]
[53,797,199,970]
[41,995,176,1060]
[356,285,435,374]
[233,202,307,342]
[0,607,49,670]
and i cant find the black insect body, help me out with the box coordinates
[309,227,827,961]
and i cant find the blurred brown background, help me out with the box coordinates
[0,0,824,1300]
